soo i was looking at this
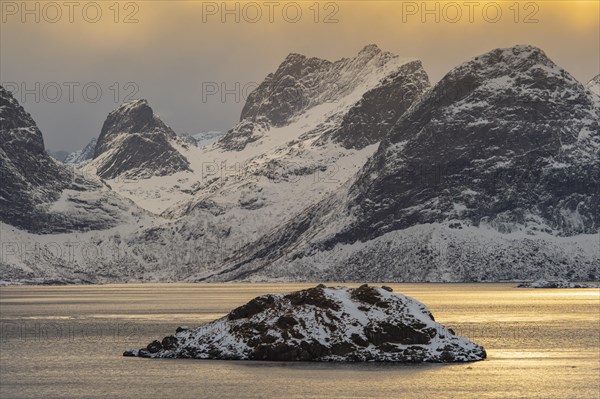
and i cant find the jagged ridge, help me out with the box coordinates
[202,45,600,283]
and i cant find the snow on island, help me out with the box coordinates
[123,285,486,362]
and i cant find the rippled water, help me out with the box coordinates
[1,283,598,398]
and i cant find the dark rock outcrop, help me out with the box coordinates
[239,45,406,127]
[0,85,71,231]
[319,60,430,149]
[95,99,175,157]
[93,99,190,179]
[216,116,270,152]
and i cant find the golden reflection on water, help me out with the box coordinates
[0,283,598,399]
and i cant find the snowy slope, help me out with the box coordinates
[200,45,600,283]
[587,74,600,96]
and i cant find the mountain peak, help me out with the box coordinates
[91,99,188,179]
[586,74,600,96]
[467,44,552,70]
[237,45,411,129]
[95,99,175,158]
[349,42,600,238]
[503,43,544,54]
[218,45,600,283]
[118,98,149,110]
[111,98,154,124]
[271,52,332,82]
[282,52,307,63]
[358,43,382,56]
[416,44,579,119]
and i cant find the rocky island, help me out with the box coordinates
[517,279,599,288]
[124,285,486,362]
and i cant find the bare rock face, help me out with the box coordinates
[238,45,404,127]
[319,59,430,149]
[0,85,71,231]
[94,132,190,180]
[95,99,176,156]
[93,99,190,179]
[239,53,333,127]
[124,285,486,362]
[219,44,429,151]
[216,116,270,152]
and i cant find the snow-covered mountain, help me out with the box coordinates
[102,45,430,281]
[219,44,427,151]
[64,137,97,164]
[98,45,426,217]
[189,131,224,148]
[587,74,600,96]
[201,45,600,283]
[89,99,191,179]
[1,44,429,284]
[1,45,598,285]
[0,86,159,282]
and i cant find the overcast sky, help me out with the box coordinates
[1,1,598,152]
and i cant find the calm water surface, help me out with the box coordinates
[1,283,598,399]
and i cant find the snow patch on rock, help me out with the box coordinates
[124,285,486,362]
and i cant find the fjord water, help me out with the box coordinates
[0,284,598,399]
